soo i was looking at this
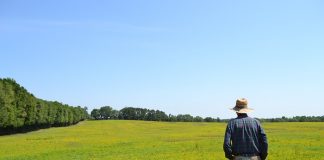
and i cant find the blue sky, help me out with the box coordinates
[1,0,323,118]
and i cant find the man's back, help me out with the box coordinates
[223,114,268,160]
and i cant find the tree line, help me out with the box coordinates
[1,77,323,136]
[91,106,223,122]
[91,106,324,122]
[257,116,324,122]
[0,78,88,135]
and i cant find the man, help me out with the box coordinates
[223,98,268,160]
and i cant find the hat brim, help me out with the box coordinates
[230,107,253,113]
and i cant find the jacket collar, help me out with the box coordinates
[236,113,248,118]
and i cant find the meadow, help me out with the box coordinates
[0,120,323,160]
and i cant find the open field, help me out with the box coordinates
[0,120,323,160]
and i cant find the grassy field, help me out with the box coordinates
[0,120,323,160]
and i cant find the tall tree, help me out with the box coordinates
[0,78,89,135]
[91,109,101,120]
[99,106,113,119]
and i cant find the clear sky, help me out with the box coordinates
[1,0,323,118]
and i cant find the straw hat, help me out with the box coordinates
[231,98,253,113]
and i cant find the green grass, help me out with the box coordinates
[0,121,323,160]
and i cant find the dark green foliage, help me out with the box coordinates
[204,117,214,122]
[119,107,139,120]
[258,116,324,122]
[168,114,177,122]
[193,116,204,122]
[99,106,114,119]
[0,78,88,135]
[91,106,324,123]
[91,106,220,122]
[90,106,118,120]
[90,109,101,120]
[176,114,194,122]
[92,106,169,121]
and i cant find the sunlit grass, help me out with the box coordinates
[0,121,323,159]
